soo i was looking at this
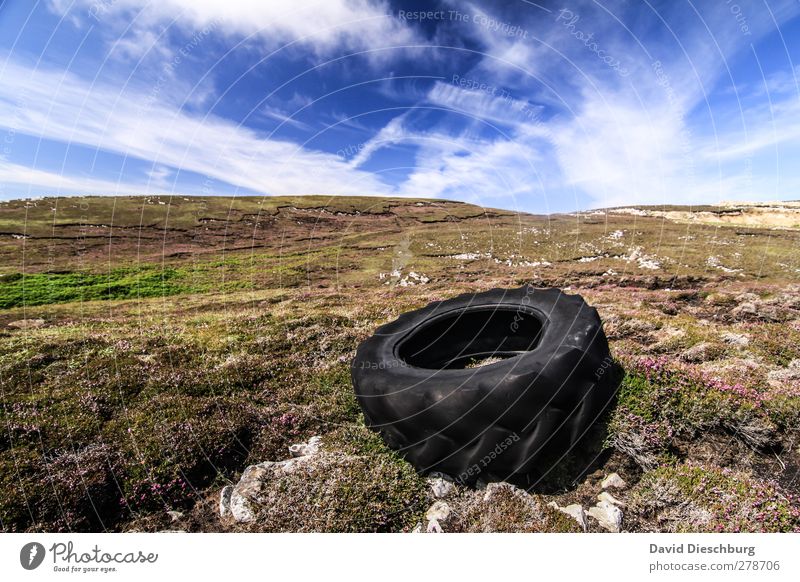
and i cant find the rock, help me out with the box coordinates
[600,473,627,490]
[721,332,750,347]
[167,510,183,522]
[411,522,423,533]
[288,435,322,458]
[732,300,785,322]
[423,501,451,533]
[681,342,720,363]
[229,463,275,523]
[219,485,233,519]
[426,519,443,533]
[735,293,759,303]
[598,491,625,507]
[548,501,587,531]
[427,476,455,499]
[425,501,451,522]
[767,359,800,382]
[732,302,758,317]
[587,500,623,532]
[7,318,45,330]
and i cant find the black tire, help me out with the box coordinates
[351,285,617,484]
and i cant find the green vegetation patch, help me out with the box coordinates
[0,267,191,309]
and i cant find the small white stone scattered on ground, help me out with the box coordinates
[427,475,456,499]
[288,435,322,458]
[548,501,587,532]
[600,473,627,489]
[7,319,45,329]
[219,485,233,519]
[721,332,750,347]
[598,491,626,507]
[424,501,451,533]
[587,501,623,533]
[425,501,451,522]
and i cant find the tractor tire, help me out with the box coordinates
[351,285,617,485]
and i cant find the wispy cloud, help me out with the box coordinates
[50,0,420,61]
[0,58,394,198]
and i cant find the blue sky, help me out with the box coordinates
[0,0,799,213]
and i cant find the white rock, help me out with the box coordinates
[425,501,451,522]
[587,501,623,532]
[600,473,627,490]
[288,435,322,458]
[598,491,626,507]
[229,489,256,523]
[7,318,45,329]
[426,519,443,533]
[411,522,423,533]
[427,477,455,499]
[721,332,750,347]
[228,464,271,523]
[548,501,587,531]
[219,485,233,519]
[167,510,183,522]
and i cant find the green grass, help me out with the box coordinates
[0,267,191,309]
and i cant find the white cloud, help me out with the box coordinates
[0,159,168,199]
[0,59,393,198]
[51,0,418,60]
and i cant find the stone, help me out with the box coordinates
[228,464,272,523]
[167,510,183,522]
[548,501,587,531]
[732,302,757,317]
[735,293,759,303]
[425,501,451,522]
[229,488,256,523]
[427,476,455,499]
[7,319,45,330]
[588,500,623,532]
[600,473,627,489]
[219,485,233,519]
[598,491,625,507]
[426,519,443,533]
[721,332,750,347]
[681,342,719,363]
[288,435,322,458]
[768,359,800,382]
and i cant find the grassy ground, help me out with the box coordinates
[1,195,798,532]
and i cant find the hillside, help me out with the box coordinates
[1,195,799,532]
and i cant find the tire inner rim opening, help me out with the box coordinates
[396,306,545,370]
